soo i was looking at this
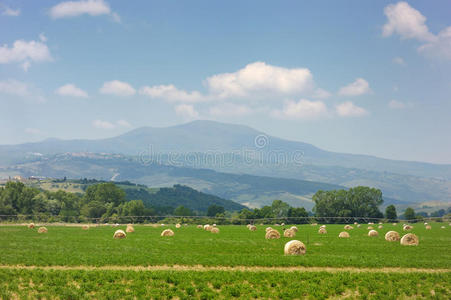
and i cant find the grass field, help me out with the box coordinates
[1,223,450,298]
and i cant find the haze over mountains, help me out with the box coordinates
[1,120,450,210]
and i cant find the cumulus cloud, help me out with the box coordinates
[49,0,119,21]
[338,78,370,96]
[55,84,88,98]
[117,119,131,128]
[272,99,328,120]
[208,103,252,117]
[2,6,20,16]
[393,57,406,65]
[99,80,136,96]
[0,38,52,70]
[0,79,30,96]
[139,84,205,103]
[336,101,368,117]
[93,119,115,129]
[382,2,451,61]
[205,61,314,98]
[174,104,199,119]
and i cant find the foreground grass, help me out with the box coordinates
[0,224,450,268]
[0,269,450,299]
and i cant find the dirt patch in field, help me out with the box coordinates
[0,265,449,274]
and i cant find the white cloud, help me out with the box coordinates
[55,84,88,98]
[0,79,30,96]
[338,78,370,96]
[99,80,136,96]
[92,119,115,129]
[388,99,413,109]
[312,88,332,99]
[382,2,435,42]
[2,6,20,16]
[117,119,131,128]
[39,33,48,42]
[21,61,31,72]
[208,103,252,117]
[49,0,114,18]
[174,104,199,119]
[0,39,52,70]
[272,99,328,120]
[140,84,205,103]
[393,57,406,65]
[336,101,368,117]
[205,61,314,98]
[418,26,451,60]
[25,128,43,135]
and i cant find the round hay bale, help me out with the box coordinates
[320,225,326,228]
[37,227,47,234]
[126,225,134,233]
[203,224,210,230]
[353,222,358,225]
[160,223,165,226]
[424,222,428,225]
[197,224,203,229]
[311,223,318,226]
[265,229,280,239]
[368,222,374,225]
[441,226,446,229]
[385,231,400,241]
[344,225,353,230]
[249,225,257,231]
[246,224,251,229]
[284,240,306,255]
[82,224,90,230]
[265,227,273,232]
[400,233,419,246]
[161,229,174,237]
[403,225,413,231]
[283,229,296,238]
[27,223,35,229]
[113,229,126,239]
[425,225,432,230]
[281,223,285,226]
[367,226,374,230]
[175,223,181,229]
[318,227,327,234]
[357,224,361,228]
[378,225,383,229]
[212,224,217,227]
[211,227,220,234]
[368,230,378,237]
[378,222,383,225]
[274,223,280,226]
[449,223,451,227]
[290,226,298,232]
[339,231,350,238]
[205,225,213,231]
[392,223,397,226]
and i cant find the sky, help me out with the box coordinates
[1,0,451,164]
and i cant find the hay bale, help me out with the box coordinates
[392,223,397,226]
[203,224,210,230]
[378,225,383,229]
[212,224,217,227]
[424,222,428,225]
[284,240,306,255]
[126,225,134,233]
[441,226,446,229]
[403,225,413,231]
[344,225,353,230]
[353,222,358,225]
[283,229,296,238]
[318,227,327,234]
[197,225,203,229]
[82,225,90,230]
[385,231,400,241]
[425,225,432,230]
[249,225,257,231]
[246,224,252,229]
[378,222,383,225]
[204,225,213,231]
[320,225,326,228]
[265,229,280,239]
[265,227,273,232]
[175,223,181,229]
[37,227,47,234]
[367,226,374,230]
[161,229,174,237]
[311,223,318,226]
[368,230,378,237]
[211,227,220,234]
[290,226,298,232]
[27,223,35,229]
[113,229,126,239]
[400,233,419,246]
[368,222,374,225]
[339,231,350,238]
[357,224,361,228]
[274,223,280,226]
[281,223,285,226]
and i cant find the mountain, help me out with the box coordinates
[1,120,451,208]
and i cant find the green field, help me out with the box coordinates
[1,223,450,298]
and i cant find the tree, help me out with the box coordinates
[207,204,225,217]
[84,183,126,207]
[287,207,308,224]
[404,207,416,221]
[385,205,397,221]
[271,200,290,218]
[173,205,194,216]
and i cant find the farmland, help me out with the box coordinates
[0,223,450,298]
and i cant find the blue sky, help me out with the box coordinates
[1,0,450,163]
